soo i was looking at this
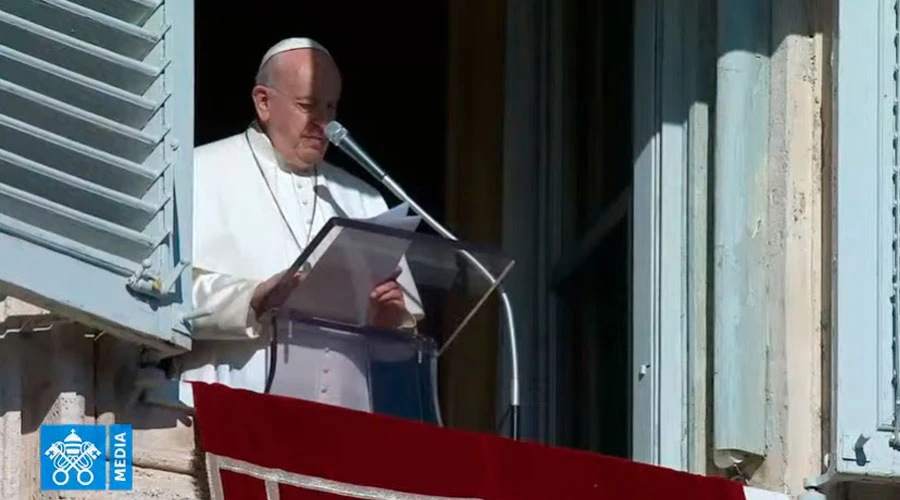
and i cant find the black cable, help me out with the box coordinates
[264,315,278,393]
[510,405,520,440]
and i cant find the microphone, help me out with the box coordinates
[325,120,522,441]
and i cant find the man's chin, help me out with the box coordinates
[289,152,325,170]
[300,147,327,163]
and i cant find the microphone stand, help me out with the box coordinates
[325,121,521,441]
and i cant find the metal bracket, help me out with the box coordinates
[127,259,190,300]
[171,321,192,337]
[0,315,73,338]
[841,432,871,464]
[120,365,193,416]
[803,468,836,491]
[175,308,212,336]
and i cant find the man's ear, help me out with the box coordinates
[251,85,271,122]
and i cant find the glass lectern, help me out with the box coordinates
[257,216,515,425]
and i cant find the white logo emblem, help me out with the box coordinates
[43,428,103,486]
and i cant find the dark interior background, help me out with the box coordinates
[194,0,448,222]
[555,0,634,458]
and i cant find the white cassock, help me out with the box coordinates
[174,122,423,411]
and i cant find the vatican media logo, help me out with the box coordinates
[40,424,133,491]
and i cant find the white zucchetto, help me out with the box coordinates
[259,37,331,70]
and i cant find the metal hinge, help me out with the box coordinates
[842,432,871,464]
[127,259,190,300]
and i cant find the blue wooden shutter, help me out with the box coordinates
[0,0,194,355]
[833,0,900,480]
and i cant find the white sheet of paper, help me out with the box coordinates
[363,202,423,232]
[282,204,421,325]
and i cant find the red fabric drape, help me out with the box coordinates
[191,382,746,500]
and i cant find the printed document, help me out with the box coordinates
[281,204,422,325]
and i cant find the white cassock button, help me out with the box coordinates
[306,218,312,225]
[302,198,309,205]
[320,386,328,394]
[323,367,329,374]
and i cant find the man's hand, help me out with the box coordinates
[250,268,306,319]
[368,267,412,330]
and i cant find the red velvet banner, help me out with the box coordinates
[191,382,746,500]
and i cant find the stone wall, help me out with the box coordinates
[746,0,827,495]
[0,298,204,499]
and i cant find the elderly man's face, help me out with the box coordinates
[253,49,342,171]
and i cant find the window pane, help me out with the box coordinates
[553,0,634,457]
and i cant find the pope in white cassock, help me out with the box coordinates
[173,38,423,412]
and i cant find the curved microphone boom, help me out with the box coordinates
[325,120,521,441]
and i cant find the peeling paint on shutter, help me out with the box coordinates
[0,0,194,355]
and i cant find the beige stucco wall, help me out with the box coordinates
[745,3,826,495]
[0,298,204,500]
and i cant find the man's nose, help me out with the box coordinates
[309,111,334,129]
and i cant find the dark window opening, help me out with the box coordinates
[194,1,448,222]
[555,0,634,459]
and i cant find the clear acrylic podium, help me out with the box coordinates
[257,216,515,425]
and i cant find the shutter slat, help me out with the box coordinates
[0,10,162,93]
[67,0,161,25]
[0,43,163,127]
[0,0,194,353]
[0,183,160,261]
[0,212,137,276]
[2,0,163,59]
[0,114,158,196]
[0,79,163,161]
[0,148,159,230]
